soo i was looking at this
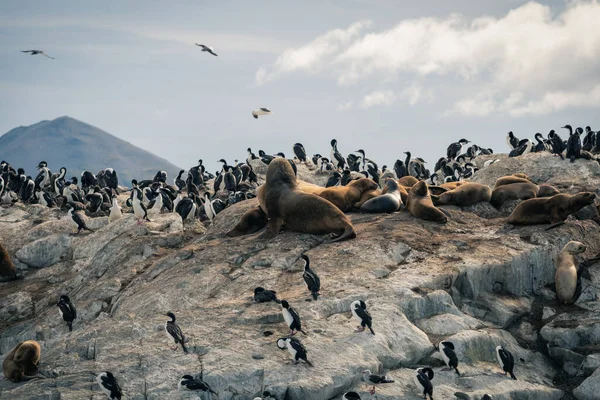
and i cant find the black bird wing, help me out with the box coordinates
[289,338,308,359]
[303,269,320,292]
[369,373,393,384]
[355,306,372,325]
[443,346,459,366]
[101,375,122,396]
[183,377,215,392]
[416,371,433,394]
[499,347,513,370]
[167,321,185,344]
[289,307,302,330]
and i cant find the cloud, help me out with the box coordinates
[399,83,432,106]
[257,1,600,116]
[360,90,396,108]
[337,101,354,111]
[255,20,372,84]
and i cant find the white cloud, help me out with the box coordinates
[399,83,432,106]
[337,101,354,111]
[257,1,600,116]
[360,90,396,108]
[255,20,372,84]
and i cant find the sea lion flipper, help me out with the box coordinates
[545,221,565,231]
[258,217,283,240]
[324,226,356,244]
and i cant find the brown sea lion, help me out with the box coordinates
[0,242,17,279]
[354,188,382,209]
[440,181,466,190]
[226,206,268,237]
[491,182,539,208]
[406,181,448,223]
[537,184,560,198]
[249,158,356,242]
[507,192,596,227]
[397,176,418,187]
[555,241,586,304]
[494,174,531,188]
[431,183,492,207]
[360,179,404,213]
[318,178,378,212]
[383,182,409,204]
[3,340,41,382]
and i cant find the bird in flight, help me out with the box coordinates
[195,44,218,57]
[21,50,55,59]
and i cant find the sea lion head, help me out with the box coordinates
[411,180,429,197]
[572,192,596,207]
[265,158,297,188]
[349,177,378,192]
[383,179,399,193]
[562,241,586,255]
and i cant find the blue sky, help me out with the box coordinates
[1,0,599,173]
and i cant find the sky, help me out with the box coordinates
[1,0,599,174]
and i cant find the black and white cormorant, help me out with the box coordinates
[176,193,197,221]
[293,143,307,163]
[253,287,281,303]
[281,300,306,335]
[508,139,532,157]
[564,125,582,163]
[325,171,341,187]
[276,337,313,366]
[495,345,516,379]
[301,255,320,300]
[351,300,374,335]
[96,371,122,400]
[447,138,470,160]
[413,367,434,400]
[439,341,460,375]
[178,373,218,395]
[506,131,520,150]
[57,294,77,332]
[330,139,346,170]
[69,205,93,233]
[165,312,188,353]
[583,126,595,151]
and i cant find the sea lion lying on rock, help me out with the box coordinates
[318,178,378,212]
[397,176,418,187]
[494,173,531,188]
[407,181,448,223]
[431,183,492,207]
[3,340,41,382]
[360,179,404,213]
[227,158,356,242]
[491,182,560,208]
[555,241,586,304]
[507,192,596,228]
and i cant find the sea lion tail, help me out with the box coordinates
[325,226,356,244]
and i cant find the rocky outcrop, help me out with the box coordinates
[1,154,600,399]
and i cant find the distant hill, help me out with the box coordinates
[0,116,182,187]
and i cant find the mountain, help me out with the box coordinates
[0,116,182,187]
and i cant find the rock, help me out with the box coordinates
[583,353,600,377]
[15,234,72,268]
[574,368,600,400]
[0,291,34,324]
[462,293,532,328]
[541,310,600,350]
[542,307,556,320]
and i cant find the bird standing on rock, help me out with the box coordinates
[495,345,516,379]
[351,300,374,335]
[362,369,394,395]
[57,295,76,332]
[96,371,122,400]
[301,255,320,300]
[414,367,434,400]
[438,341,460,375]
[281,300,306,335]
[165,312,188,353]
[276,337,313,366]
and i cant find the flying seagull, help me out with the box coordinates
[252,108,271,119]
[195,43,218,56]
[21,50,54,59]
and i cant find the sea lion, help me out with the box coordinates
[507,192,596,227]
[3,340,41,382]
[494,174,531,188]
[491,182,539,208]
[360,179,404,213]
[555,241,586,304]
[318,178,378,212]
[406,181,448,223]
[537,184,560,198]
[440,181,466,190]
[431,183,492,207]
[397,176,418,187]
[255,158,356,242]
[354,188,381,209]
[383,181,409,204]
[226,206,268,237]
[0,242,17,279]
